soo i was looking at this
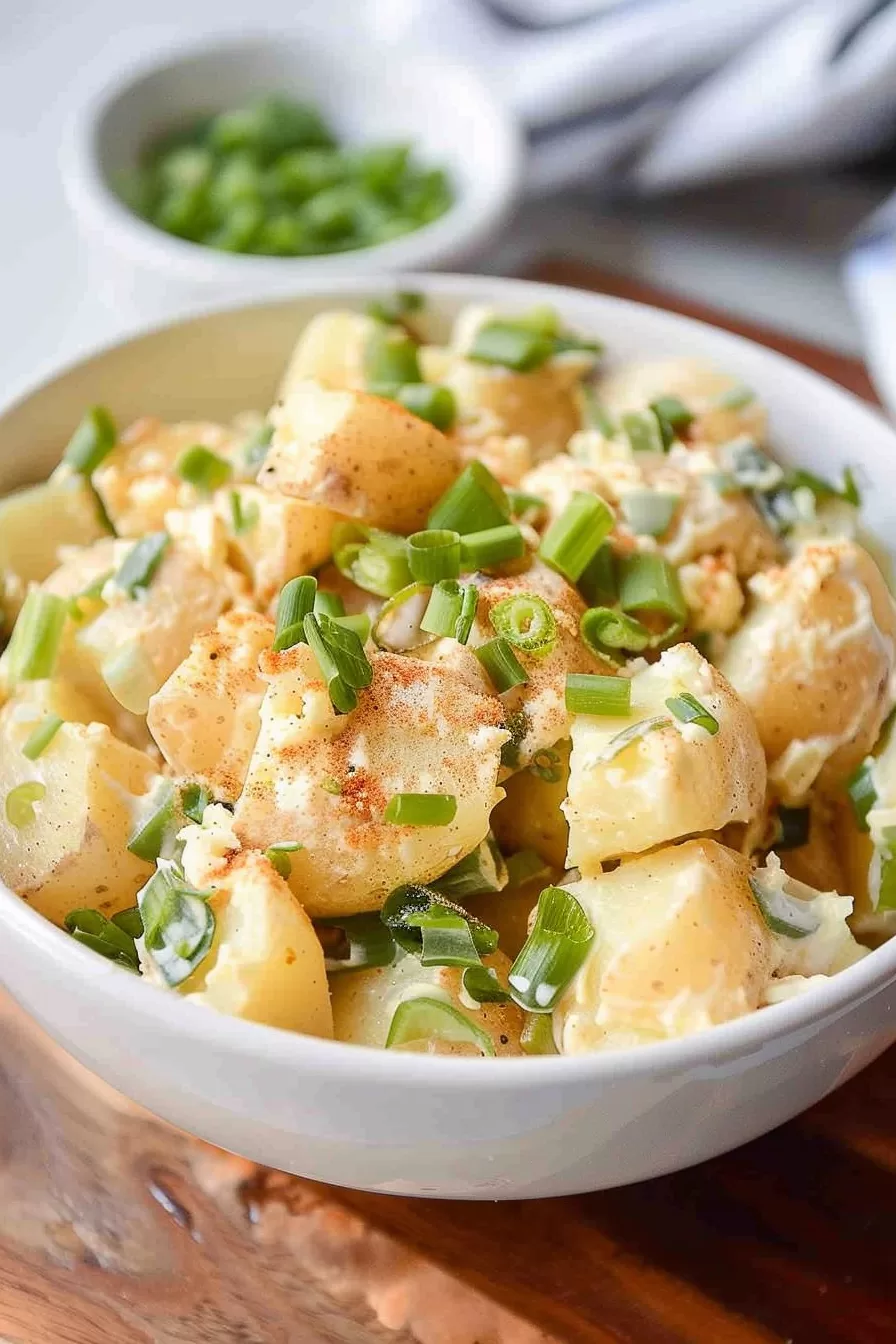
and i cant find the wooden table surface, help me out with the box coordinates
[2,262,893,1344]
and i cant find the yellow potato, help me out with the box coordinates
[490,738,570,867]
[277,310,378,396]
[219,484,337,611]
[458,433,533,488]
[720,541,896,802]
[148,610,272,802]
[0,468,106,629]
[598,357,768,447]
[564,643,766,872]
[330,950,523,1054]
[261,381,460,534]
[234,644,508,917]
[441,360,586,464]
[678,554,744,634]
[0,703,158,926]
[555,839,776,1053]
[172,816,332,1036]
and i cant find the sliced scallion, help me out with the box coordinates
[508,885,594,1013]
[64,908,140,970]
[462,965,510,1003]
[333,612,371,643]
[618,552,686,626]
[316,912,397,972]
[539,491,614,583]
[520,1012,558,1054]
[128,780,176,862]
[428,461,509,534]
[431,836,507,900]
[265,841,302,880]
[395,383,456,432]
[580,606,650,656]
[63,406,117,475]
[407,529,461,583]
[649,396,694,449]
[665,691,719,736]
[385,996,496,1055]
[5,781,46,828]
[461,523,524,571]
[21,714,63,761]
[749,875,821,939]
[565,672,630,717]
[621,409,664,455]
[366,291,424,326]
[467,320,553,373]
[365,325,421,386]
[876,830,896,912]
[489,593,557,657]
[600,715,670,762]
[181,782,210,825]
[384,793,457,827]
[304,611,372,714]
[112,906,144,939]
[138,862,216,987]
[846,759,876,832]
[273,575,316,651]
[620,490,680,537]
[313,589,345,619]
[577,541,617,607]
[506,489,546,523]
[475,636,528,693]
[6,591,68,684]
[333,523,412,598]
[406,902,482,967]
[581,387,616,437]
[176,443,233,492]
[115,531,169,597]
[505,849,551,889]
[381,884,498,958]
[372,581,433,651]
[229,489,260,535]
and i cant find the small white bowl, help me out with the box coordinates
[61,34,522,319]
[2,274,896,1200]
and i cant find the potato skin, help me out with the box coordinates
[598,356,768,447]
[217,485,336,612]
[720,541,896,802]
[555,839,775,1053]
[435,357,587,464]
[234,645,508,917]
[490,737,570,868]
[330,950,523,1054]
[261,381,460,534]
[564,644,766,872]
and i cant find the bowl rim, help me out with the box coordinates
[2,269,895,1088]
[60,30,525,279]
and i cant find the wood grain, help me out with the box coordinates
[1,261,893,1344]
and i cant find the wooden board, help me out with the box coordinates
[1,262,892,1344]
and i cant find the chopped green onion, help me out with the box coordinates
[373,582,433,652]
[489,593,558,657]
[649,396,694,449]
[64,908,139,970]
[381,884,498,958]
[552,333,603,358]
[265,841,302,880]
[313,589,345,619]
[384,793,457,827]
[577,541,617,607]
[875,830,896,911]
[841,465,862,508]
[505,849,551,889]
[774,806,810,851]
[421,580,473,642]
[462,965,510,1003]
[304,611,372,714]
[455,583,479,644]
[241,420,273,473]
[6,591,68,684]
[229,490,259,535]
[333,523,412,598]
[428,461,510,534]
[618,552,687,624]
[539,491,614,583]
[407,529,461,583]
[520,1013,558,1054]
[181,782,210,825]
[715,384,755,410]
[565,673,630,717]
[475,637,528,693]
[333,612,371,642]
[600,715,670,762]
[115,531,169,597]
[316,912,397,972]
[273,575,316,651]
[665,691,719,736]
[460,524,524,571]
[22,714,63,760]
[406,902,482,967]
[581,387,616,437]
[506,489,546,522]
[719,437,783,492]
[749,875,821,939]
[366,291,424,325]
[112,906,144,939]
[364,325,421,386]
[786,465,863,510]
[580,606,650,656]
[621,410,664,455]
[5,781,46,828]
[847,760,876,832]
[128,781,176,862]
[385,996,496,1055]
[176,444,232,492]
[431,837,507,900]
[63,406,118,475]
[395,383,456,432]
[138,862,215,988]
[467,320,553,373]
[529,747,563,784]
[511,305,561,337]
[508,885,594,1013]
[620,490,680,537]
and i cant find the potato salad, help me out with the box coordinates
[1,292,893,1058]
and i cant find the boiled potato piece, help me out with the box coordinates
[836,717,896,941]
[148,610,272,802]
[170,809,332,1036]
[234,644,507,917]
[490,738,570,868]
[0,703,158,926]
[564,643,765,872]
[277,310,377,396]
[750,854,866,978]
[0,468,106,629]
[218,484,337,611]
[469,560,614,770]
[93,417,243,536]
[678,554,744,635]
[720,541,896,802]
[330,950,523,1054]
[261,381,460,534]
[555,839,775,1053]
[598,357,768,447]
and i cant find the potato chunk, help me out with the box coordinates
[720,541,896,801]
[836,717,896,941]
[330,950,523,1054]
[554,839,775,1053]
[277,310,377,396]
[490,737,570,868]
[148,610,272,802]
[751,854,866,978]
[564,644,765,872]
[219,484,336,611]
[234,645,507,917]
[598,357,768,447]
[261,382,460,534]
[172,809,332,1036]
[0,703,159,926]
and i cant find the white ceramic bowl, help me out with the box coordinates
[2,274,895,1200]
[61,34,522,321]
